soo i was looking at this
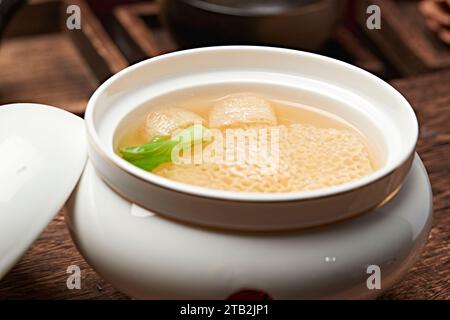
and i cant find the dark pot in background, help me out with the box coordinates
[159,0,347,50]
[0,0,24,37]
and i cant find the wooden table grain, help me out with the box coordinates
[0,34,99,114]
[0,64,449,299]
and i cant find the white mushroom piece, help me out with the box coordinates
[209,93,277,129]
[143,106,205,140]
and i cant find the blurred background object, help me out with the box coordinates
[0,0,448,115]
[0,0,24,37]
[1,0,449,114]
[357,0,450,76]
[1,0,449,81]
[419,0,450,45]
[0,0,128,113]
[113,0,388,76]
[159,0,346,50]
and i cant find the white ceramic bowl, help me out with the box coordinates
[85,46,418,231]
[66,155,432,299]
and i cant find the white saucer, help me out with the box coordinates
[66,154,432,299]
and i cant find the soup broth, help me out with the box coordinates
[117,92,379,193]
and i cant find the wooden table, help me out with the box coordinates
[0,45,449,299]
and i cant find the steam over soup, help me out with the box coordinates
[117,92,378,193]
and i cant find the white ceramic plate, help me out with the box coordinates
[0,104,87,280]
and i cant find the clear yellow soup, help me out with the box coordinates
[117,92,379,193]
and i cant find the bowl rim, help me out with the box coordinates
[85,45,419,203]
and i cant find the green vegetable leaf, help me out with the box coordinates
[120,139,178,160]
[119,124,209,172]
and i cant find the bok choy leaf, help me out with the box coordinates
[119,124,208,172]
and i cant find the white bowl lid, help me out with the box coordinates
[0,104,86,279]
